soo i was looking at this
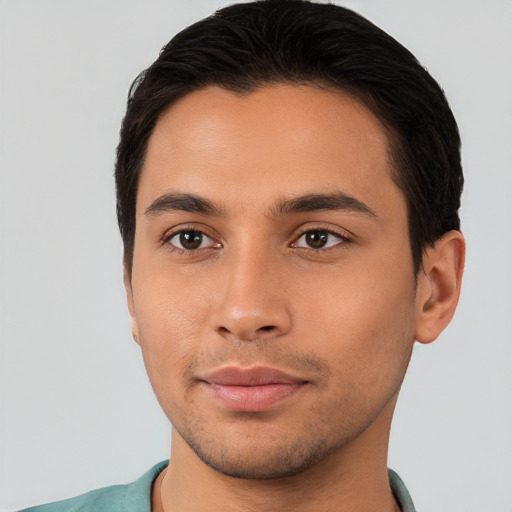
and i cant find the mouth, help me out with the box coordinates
[198,366,309,412]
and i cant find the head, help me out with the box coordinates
[116,0,464,480]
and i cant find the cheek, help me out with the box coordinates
[131,270,211,392]
[296,257,416,384]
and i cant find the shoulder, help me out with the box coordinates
[19,484,128,512]
[18,461,168,512]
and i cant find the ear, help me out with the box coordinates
[414,230,465,344]
[123,259,141,346]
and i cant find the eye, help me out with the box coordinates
[294,229,347,250]
[168,230,216,251]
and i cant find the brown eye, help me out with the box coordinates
[295,230,345,249]
[304,231,328,249]
[169,230,213,250]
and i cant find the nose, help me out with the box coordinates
[211,247,292,343]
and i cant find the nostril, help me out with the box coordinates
[258,325,275,332]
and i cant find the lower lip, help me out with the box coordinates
[205,382,305,412]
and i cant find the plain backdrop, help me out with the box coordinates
[1,0,511,510]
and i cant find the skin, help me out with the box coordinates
[124,84,465,511]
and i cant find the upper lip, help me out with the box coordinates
[199,366,307,386]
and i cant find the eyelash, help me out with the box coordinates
[161,225,353,254]
[292,227,353,251]
[161,225,220,254]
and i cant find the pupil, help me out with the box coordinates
[180,231,202,249]
[306,231,328,249]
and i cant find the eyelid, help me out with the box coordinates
[160,223,353,253]
[290,225,353,250]
[161,224,222,250]
[169,231,215,250]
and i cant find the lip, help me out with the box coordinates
[199,366,308,412]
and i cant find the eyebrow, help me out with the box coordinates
[145,191,225,217]
[270,192,377,218]
[144,190,376,219]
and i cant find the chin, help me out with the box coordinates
[192,440,334,480]
[174,416,359,480]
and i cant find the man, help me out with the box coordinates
[20,1,465,511]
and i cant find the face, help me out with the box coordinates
[126,84,421,479]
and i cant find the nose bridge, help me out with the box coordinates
[213,239,291,342]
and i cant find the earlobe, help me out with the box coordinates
[123,260,141,346]
[414,231,465,344]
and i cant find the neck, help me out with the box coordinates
[154,400,400,512]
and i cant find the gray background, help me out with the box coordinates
[1,0,511,510]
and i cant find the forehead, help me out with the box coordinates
[137,84,401,217]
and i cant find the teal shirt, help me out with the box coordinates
[19,462,416,512]
[19,462,168,512]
